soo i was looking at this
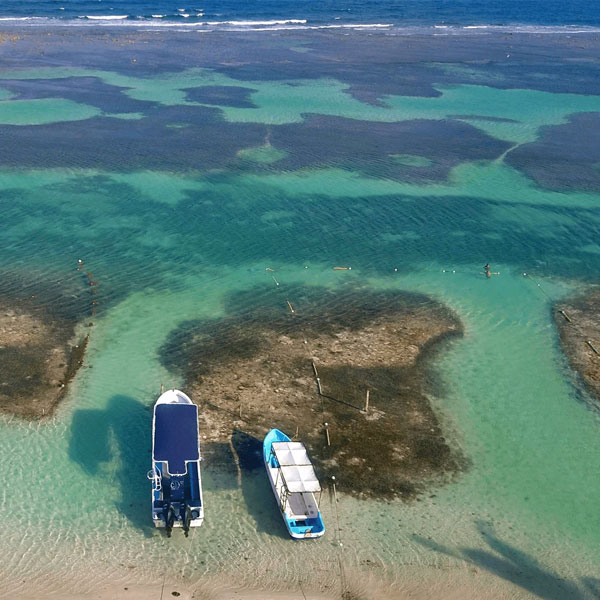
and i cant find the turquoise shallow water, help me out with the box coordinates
[0,29,599,598]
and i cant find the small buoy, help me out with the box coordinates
[442,269,446,273]
[394,268,398,272]
[304,265,308,269]
[452,270,456,273]
[523,272,527,277]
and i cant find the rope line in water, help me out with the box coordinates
[523,272,599,357]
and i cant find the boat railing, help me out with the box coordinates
[147,467,162,491]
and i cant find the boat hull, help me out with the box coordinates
[263,428,325,539]
[151,390,204,532]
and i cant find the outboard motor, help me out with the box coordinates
[164,502,176,537]
[182,504,192,537]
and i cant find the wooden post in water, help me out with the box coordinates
[560,310,572,323]
[331,475,342,547]
[160,383,164,394]
[312,360,323,395]
[324,422,331,446]
[587,340,600,355]
[364,390,370,413]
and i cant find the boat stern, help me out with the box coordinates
[286,513,326,539]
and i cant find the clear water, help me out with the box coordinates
[0,27,599,598]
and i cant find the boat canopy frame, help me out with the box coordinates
[270,441,322,511]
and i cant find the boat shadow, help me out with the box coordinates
[68,394,154,537]
[231,429,289,540]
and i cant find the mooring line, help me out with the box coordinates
[524,271,599,358]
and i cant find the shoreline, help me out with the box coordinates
[8,564,560,600]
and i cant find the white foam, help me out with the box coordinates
[84,15,128,20]
[306,23,393,30]
[205,19,307,26]
[0,16,598,35]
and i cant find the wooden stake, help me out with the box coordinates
[560,310,572,323]
[160,383,164,394]
[286,300,295,313]
[311,361,319,378]
[324,422,331,446]
[587,340,600,355]
[364,389,370,413]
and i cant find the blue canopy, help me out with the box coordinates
[153,403,199,475]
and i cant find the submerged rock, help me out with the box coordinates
[0,272,92,419]
[161,285,466,500]
[555,289,600,403]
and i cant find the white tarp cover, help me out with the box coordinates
[280,465,321,493]
[272,441,310,466]
[272,441,321,493]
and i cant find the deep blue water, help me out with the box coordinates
[0,0,598,28]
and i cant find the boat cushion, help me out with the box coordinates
[154,403,199,475]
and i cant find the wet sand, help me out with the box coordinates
[162,285,465,500]
[555,288,600,403]
[15,565,551,600]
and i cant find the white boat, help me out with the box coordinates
[148,389,204,536]
[263,428,325,539]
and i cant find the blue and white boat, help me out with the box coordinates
[148,389,204,536]
[263,428,325,539]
